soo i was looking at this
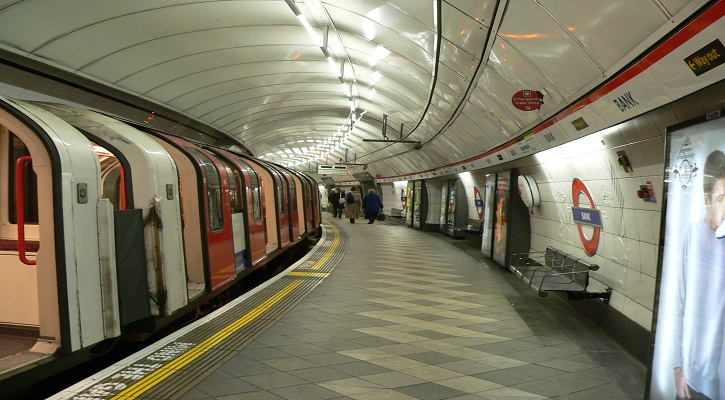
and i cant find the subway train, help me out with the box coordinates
[0,95,321,388]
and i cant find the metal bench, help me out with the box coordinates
[509,246,611,302]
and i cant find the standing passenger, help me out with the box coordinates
[327,188,340,218]
[363,189,384,224]
[345,187,362,223]
[337,190,345,218]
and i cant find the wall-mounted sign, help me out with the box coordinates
[571,117,589,131]
[572,178,601,256]
[517,175,540,208]
[684,38,725,76]
[318,164,347,175]
[474,186,484,220]
[511,90,544,111]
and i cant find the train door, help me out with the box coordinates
[151,134,235,291]
[209,147,274,271]
[267,165,291,247]
[238,157,280,252]
[308,175,321,227]
[288,172,307,234]
[216,157,247,274]
[293,172,314,233]
[149,137,206,298]
[271,166,298,241]
[38,103,187,319]
[234,157,267,265]
[183,147,235,290]
[285,171,306,238]
[0,98,119,363]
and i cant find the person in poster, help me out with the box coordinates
[672,149,725,400]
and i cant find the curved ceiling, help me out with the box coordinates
[0,0,706,178]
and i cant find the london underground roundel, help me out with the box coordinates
[473,186,483,220]
[571,178,602,256]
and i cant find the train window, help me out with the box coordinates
[218,158,243,214]
[251,186,262,221]
[277,185,285,216]
[290,180,297,213]
[8,133,38,224]
[188,149,224,231]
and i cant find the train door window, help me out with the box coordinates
[8,133,38,224]
[289,179,297,212]
[188,149,224,231]
[277,185,285,215]
[218,158,243,214]
[236,159,263,222]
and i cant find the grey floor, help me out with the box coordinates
[181,215,647,400]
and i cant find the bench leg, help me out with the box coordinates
[566,288,612,303]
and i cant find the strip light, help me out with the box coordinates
[284,0,359,166]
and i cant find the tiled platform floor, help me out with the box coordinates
[181,215,647,400]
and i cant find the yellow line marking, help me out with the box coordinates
[289,272,330,278]
[312,223,340,270]
[111,279,305,399]
[109,222,343,398]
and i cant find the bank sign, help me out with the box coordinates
[571,178,602,256]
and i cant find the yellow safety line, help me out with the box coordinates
[311,222,340,270]
[109,222,343,399]
[289,272,330,278]
[111,279,305,399]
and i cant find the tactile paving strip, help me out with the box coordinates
[55,221,347,400]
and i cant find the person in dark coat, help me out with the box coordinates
[362,189,384,224]
[327,188,340,218]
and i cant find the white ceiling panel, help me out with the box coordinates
[497,0,602,98]
[444,0,498,26]
[538,0,669,71]
[84,27,318,83]
[440,2,489,58]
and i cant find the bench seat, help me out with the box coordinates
[509,246,611,302]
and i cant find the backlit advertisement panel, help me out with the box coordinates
[649,112,725,400]
[481,173,496,258]
[492,170,511,266]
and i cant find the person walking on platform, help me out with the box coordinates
[327,188,340,218]
[363,189,384,224]
[337,190,345,218]
[345,187,362,223]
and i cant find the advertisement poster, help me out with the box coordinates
[649,113,725,400]
[492,170,510,266]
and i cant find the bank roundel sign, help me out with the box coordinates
[571,178,602,256]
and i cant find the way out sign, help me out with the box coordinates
[512,90,544,111]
